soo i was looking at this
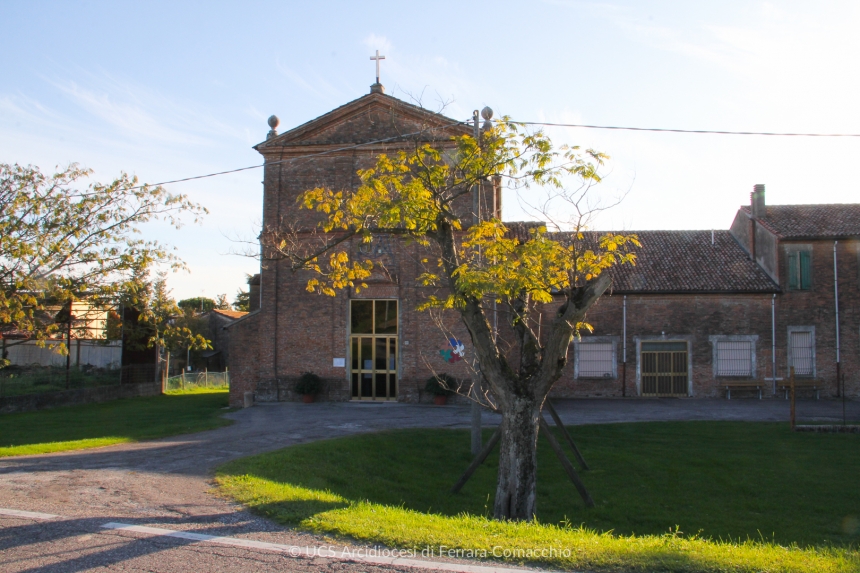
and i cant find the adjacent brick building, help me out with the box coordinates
[226,86,860,406]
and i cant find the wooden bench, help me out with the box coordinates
[723,381,762,400]
[779,381,820,400]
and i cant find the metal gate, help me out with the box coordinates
[641,341,688,396]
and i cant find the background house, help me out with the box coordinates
[1,301,121,370]
[198,308,247,371]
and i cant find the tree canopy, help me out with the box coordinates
[264,120,638,521]
[177,295,231,317]
[0,163,206,355]
[232,289,250,312]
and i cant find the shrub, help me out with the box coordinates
[295,372,323,395]
[425,373,457,396]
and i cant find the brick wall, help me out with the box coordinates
[776,240,860,397]
[229,243,860,401]
[226,311,260,407]
[238,235,476,404]
[549,293,774,398]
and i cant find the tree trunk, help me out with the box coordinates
[493,394,542,520]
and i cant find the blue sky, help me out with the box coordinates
[2,1,859,301]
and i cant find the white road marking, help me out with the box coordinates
[0,509,555,573]
[100,522,553,573]
[0,508,59,520]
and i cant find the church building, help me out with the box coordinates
[227,79,860,407]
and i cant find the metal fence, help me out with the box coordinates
[0,365,122,398]
[165,370,230,391]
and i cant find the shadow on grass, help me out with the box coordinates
[0,392,231,455]
[253,499,350,523]
[217,423,860,549]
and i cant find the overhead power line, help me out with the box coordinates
[130,117,860,191]
[510,120,860,137]
[128,118,470,191]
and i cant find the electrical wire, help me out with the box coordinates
[128,116,860,191]
[507,120,860,137]
[127,117,470,190]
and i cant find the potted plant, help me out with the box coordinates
[425,373,457,405]
[295,372,322,403]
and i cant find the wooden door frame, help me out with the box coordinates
[348,299,399,401]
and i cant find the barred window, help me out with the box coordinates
[789,330,814,376]
[715,340,753,376]
[577,341,614,378]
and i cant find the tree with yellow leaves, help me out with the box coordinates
[263,120,638,521]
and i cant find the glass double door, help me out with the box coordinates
[350,336,397,400]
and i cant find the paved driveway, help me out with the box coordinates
[1,398,856,572]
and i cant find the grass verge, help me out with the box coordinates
[0,388,231,456]
[216,422,860,572]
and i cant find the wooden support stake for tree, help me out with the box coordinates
[470,381,482,456]
[65,315,72,390]
[451,426,502,494]
[539,417,595,507]
[790,366,796,430]
[544,400,589,471]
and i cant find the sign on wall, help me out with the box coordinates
[439,338,465,364]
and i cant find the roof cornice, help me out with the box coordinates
[254,92,468,151]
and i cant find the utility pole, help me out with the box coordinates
[470,109,483,456]
[469,107,494,455]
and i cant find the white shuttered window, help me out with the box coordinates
[577,342,614,378]
[715,340,753,376]
[789,330,814,376]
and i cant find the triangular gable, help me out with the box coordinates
[255,92,470,151]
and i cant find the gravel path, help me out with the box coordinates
[1,397,856,572]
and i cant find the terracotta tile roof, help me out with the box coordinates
[503,221,546,243]
[211,309,248,320]
[499,226,777,294]
[740,204,860,239]
[604,230,778,293]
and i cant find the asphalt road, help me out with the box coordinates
[1,397,856,572]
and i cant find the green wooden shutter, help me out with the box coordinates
[788,252,798,289]
[799,251,812,289]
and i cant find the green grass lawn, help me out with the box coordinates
[0,388,232,456]
[217,422,860,573]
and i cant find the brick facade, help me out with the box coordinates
[227,88,860,407]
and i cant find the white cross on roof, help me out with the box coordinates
[370,50,385,84]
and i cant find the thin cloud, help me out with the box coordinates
[363,33,392,53]
[44,69,247,145]
[273,59,346,103]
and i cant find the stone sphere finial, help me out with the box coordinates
[481,106,494,130]
[267,115,280,139]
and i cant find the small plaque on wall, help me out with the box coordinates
[333,358,346,368]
